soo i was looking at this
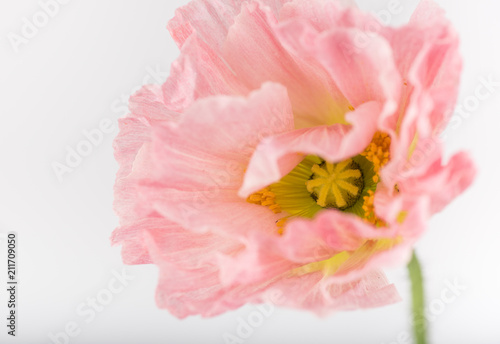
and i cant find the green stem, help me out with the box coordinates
[407,251,428,344]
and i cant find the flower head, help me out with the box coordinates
[112,0,476,318]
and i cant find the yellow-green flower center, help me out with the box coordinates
[247,132,394,233]
[306,159,364,210]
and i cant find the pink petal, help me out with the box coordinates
[217,240,401,314]
[140,185,282,238]
[113,85,180,224]
[137,83,293,236]
[283,210,397,261]
[239,101,380,197]
[217,240,296,288]
[269,270,400,314]
[380,0,461,160]
[167,0,242,51]
[275,3,401,109]
[217,208,400,287]
[279,0,357,32]
[143,223,233,318]
[312,28,401,110]
[162,33,249,112]
[167,0,293,51]
[128,84,182,122]
[144,222,272,318]
[398,151,477,215]
[222,1,351,128]
[113,118,150,223]
[112,85,179,262]
[318,198,429,284]
[111,218,171,265]
[154,82,293,189]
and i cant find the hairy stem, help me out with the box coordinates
[408,251,428,344]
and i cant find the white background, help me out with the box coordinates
[0,0,499,343]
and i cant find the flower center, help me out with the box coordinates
[306,159,364,210]
[247,132,393,233]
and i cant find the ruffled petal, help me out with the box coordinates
[111,218,171,265]
[113,85,180,224]
[113,118,151,224]
[279,0,358,32]
[380,0,461,164]
[217,208,392,286]
[222,1,351,128]
[398,151,477,215]
[167,0,243,51]
[139,186,282,238]
[239,101,380,197]
[144,221,247,318]
[137,83,293,236]
[268,270,400,313]
[275,2,401,110]
[168,0,295,51]
[148,221,399,317]
[162,33,249,112]
[154,82,292,188]
[112,85,179,263]
[314,29,401,108]
[218,249,400,313]
[315,198,428,283]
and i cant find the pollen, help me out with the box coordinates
[276,218,288,235]
[306,159,364,209]
[247,187,282,214]
[361,132,391,183]
[362,190,387,227]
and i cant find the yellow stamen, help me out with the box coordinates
[362,190,386,227]
[276,218,288,235]
[247,187,281,214]
[361,131,391,183]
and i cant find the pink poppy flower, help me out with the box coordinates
[112,0,476,318]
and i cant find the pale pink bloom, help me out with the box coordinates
[112,0,476,318]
